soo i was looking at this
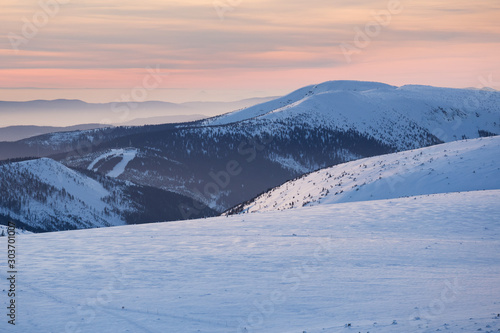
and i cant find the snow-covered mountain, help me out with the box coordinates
[1,81,499,211]
[2,190,499,332]
[226,136,500,214]
[0,158,216,232]
[62,82,500,210]
[205,80,499,150]
[1,81,499,331]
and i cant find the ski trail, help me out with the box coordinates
[107,149,138,178]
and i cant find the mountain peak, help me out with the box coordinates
[204,80,500,145]
[308,80,396,93]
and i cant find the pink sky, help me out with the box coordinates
[1,0,499,102]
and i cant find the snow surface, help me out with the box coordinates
[1,190,499,332]
[232,136,500,214]
[88,148,138,178]
[107,149,138,178]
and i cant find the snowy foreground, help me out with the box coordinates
[1,190,500,333]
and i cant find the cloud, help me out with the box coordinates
[0,0,499,91]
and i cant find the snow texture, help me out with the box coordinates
[0,190,499,332]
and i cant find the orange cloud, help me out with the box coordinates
[0,0,498,100]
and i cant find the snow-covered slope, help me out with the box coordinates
[0,158,126,231]
[1,190,499,332]
[87,148,138,178]
[3,81,499,211]
[205,80,500,150]
[58,79,500,211]
[0,158,216,232]
[227,136,500,214]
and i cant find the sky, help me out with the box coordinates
[0,0,499,103]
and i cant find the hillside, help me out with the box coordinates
[60,82,500,210]
[226,136,500,214]
[0,158,216,232]
[1,81,499,211]
[1,190,499,332]
[205,80,500,150]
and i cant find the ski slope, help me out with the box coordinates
[88,148,138,178]
[106,149,138,178]
[228,136,500,214]
[1,190,499,332]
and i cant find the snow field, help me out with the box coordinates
[0,190,499,332]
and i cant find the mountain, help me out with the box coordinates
[0,124,178,160]
[225,136,500,214]
[0,158,216,232]
[0,123,112,142]
[4,189,500,332]
[118,114,207,126]
[0,97,276,127]
[204,81,499,150]
[0,99,177,128]
[1,81,499,212]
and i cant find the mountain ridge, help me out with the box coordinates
[1,80,499,211]
[0,97,276,128]
[0,157,216,232]
[203,80,499,150]
[225,135,500,215]
[0,123,113,142]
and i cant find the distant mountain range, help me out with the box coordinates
[0,80,499,230]
[225,136,500,214]
[0,97,275,129]
[0,124,112,142]
[0,115,208,142]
